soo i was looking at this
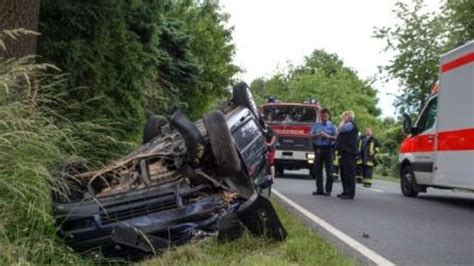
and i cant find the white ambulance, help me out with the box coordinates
[399,40,474,197]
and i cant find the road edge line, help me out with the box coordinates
[273,189,395,266]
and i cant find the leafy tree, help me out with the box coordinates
[37,0,237,146]
[374,0,473,116]
[374,0,447,115]
[169,0,239,119]
[444,0,474,48]
[251,49,381,131]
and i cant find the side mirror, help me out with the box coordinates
[402,113,413,135]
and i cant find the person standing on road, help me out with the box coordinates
[335,111,358,200]
[265,125,277,180]
[356,128,380,188]
[310,108,337,196]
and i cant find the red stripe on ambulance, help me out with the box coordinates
[441,52,474,73]
[437,128,474,151]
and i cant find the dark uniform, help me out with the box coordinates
[356,135,380,188]
[335,121,358,199]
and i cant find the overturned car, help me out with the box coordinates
[52,83,287,260]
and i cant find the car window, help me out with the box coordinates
[231,118,266,173]
[416,97,438,133]
[263,106,317,124]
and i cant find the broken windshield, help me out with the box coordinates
[263,105,317,124]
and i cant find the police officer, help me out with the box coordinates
[335,111,358,200]
[356,128,380,188]
[310,108,337,196]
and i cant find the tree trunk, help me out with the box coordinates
[0,0,41,58]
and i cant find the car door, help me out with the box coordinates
[412,96,438,184]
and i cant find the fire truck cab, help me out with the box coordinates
[399,41,474,197]
[262,102,320,177]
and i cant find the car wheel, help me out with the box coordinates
[401,166,419,197]
[232,82,265,127]
[202,111,241,176]
[142,115,168,144]
[171,111,204,162]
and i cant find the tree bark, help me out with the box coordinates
[0,0,41,58]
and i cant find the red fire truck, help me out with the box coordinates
[261,102,320,177]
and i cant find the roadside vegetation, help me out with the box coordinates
[0,29,99,264]
[143,200,356,266]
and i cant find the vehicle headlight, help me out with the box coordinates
[306,153,315,163]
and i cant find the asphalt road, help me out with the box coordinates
[273,170,474,265]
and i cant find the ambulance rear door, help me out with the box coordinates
[434,41,474,190]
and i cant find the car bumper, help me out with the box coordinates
[54,183,225,259]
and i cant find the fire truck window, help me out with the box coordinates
[263,106,317,124]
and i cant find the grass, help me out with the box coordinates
[142,199,357,266]
[0,30,125,265]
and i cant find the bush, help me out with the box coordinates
[0,29,121,264]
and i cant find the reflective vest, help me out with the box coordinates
[356,136,380,166]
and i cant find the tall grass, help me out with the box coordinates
[0,29,128,264]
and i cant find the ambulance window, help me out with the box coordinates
[418,97,438,132]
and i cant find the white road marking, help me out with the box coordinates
[362,187,384,193]
[273,189,395,266]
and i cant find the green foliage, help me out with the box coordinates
[375,118,405,177]
[168,0,239,120]
[251,49,381,131]
[375,0,473,115]
[38,0,237,145]
[444,0,474,48]
[374,0,447,115]
[0,31,96,264]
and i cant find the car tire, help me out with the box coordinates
[171,111,204,162]
[401,166,419,197]
[202,111,241,176]
[142,115,168,144]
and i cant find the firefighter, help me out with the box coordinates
[265,125,277,180]
[356,128,380,188]
[335,111,358,200]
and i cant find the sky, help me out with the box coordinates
[220,0,441,118]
